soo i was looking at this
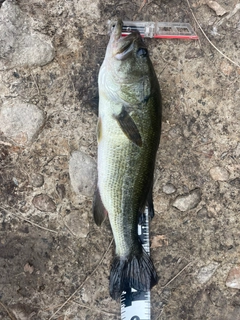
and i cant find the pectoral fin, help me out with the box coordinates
[93,187,108,226]
[114,108,142,147]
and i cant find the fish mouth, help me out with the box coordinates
[110,19,123,40]
[110,20,146,60]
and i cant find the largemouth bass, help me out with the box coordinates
[93,19,162,300]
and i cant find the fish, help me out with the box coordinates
[93,19,162,300]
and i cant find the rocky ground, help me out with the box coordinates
[0,0,239,319]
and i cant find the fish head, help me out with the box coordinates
[103,19,153,86]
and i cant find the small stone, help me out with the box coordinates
[56,184,66,199]
[185,48,203,60]
[9,304,34,320]
[69,151,97,197]
[32,194,56,212]
[209,166,229,181]
[64,211,89,238]
[197,206,208,218]
[220,60,233,76]
[172,188,201,212]
[226,265,240,289]
[229,177,240,189]
[196,262,219,284]
[235,142,240,158]
[0,100,44,145]
[30,173,44,188]
[163,183,176,194]
[206,1,228,16]
[168,126,182,138]
[151,235,168,248]
[24,262,34,274]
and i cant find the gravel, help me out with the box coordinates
[0,0,55,69]
[32,194,56,212]
[69,150,97,197]
[0,100,44,145]
[226,265,240,289]
[209,166,230,181]
[196,262,220,284]
[172,188,202,212]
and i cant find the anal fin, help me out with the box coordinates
[93,187,108,226]
[138,184,155,225]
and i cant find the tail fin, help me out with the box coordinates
[109,249,158,300]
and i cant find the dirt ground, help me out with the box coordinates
[0,0,240,319]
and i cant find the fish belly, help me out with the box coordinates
[98,103,142,257]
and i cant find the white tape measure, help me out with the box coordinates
[121,208,152,320]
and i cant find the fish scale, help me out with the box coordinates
[99,130,138,255]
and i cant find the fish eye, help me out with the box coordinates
[137,48,148,57]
